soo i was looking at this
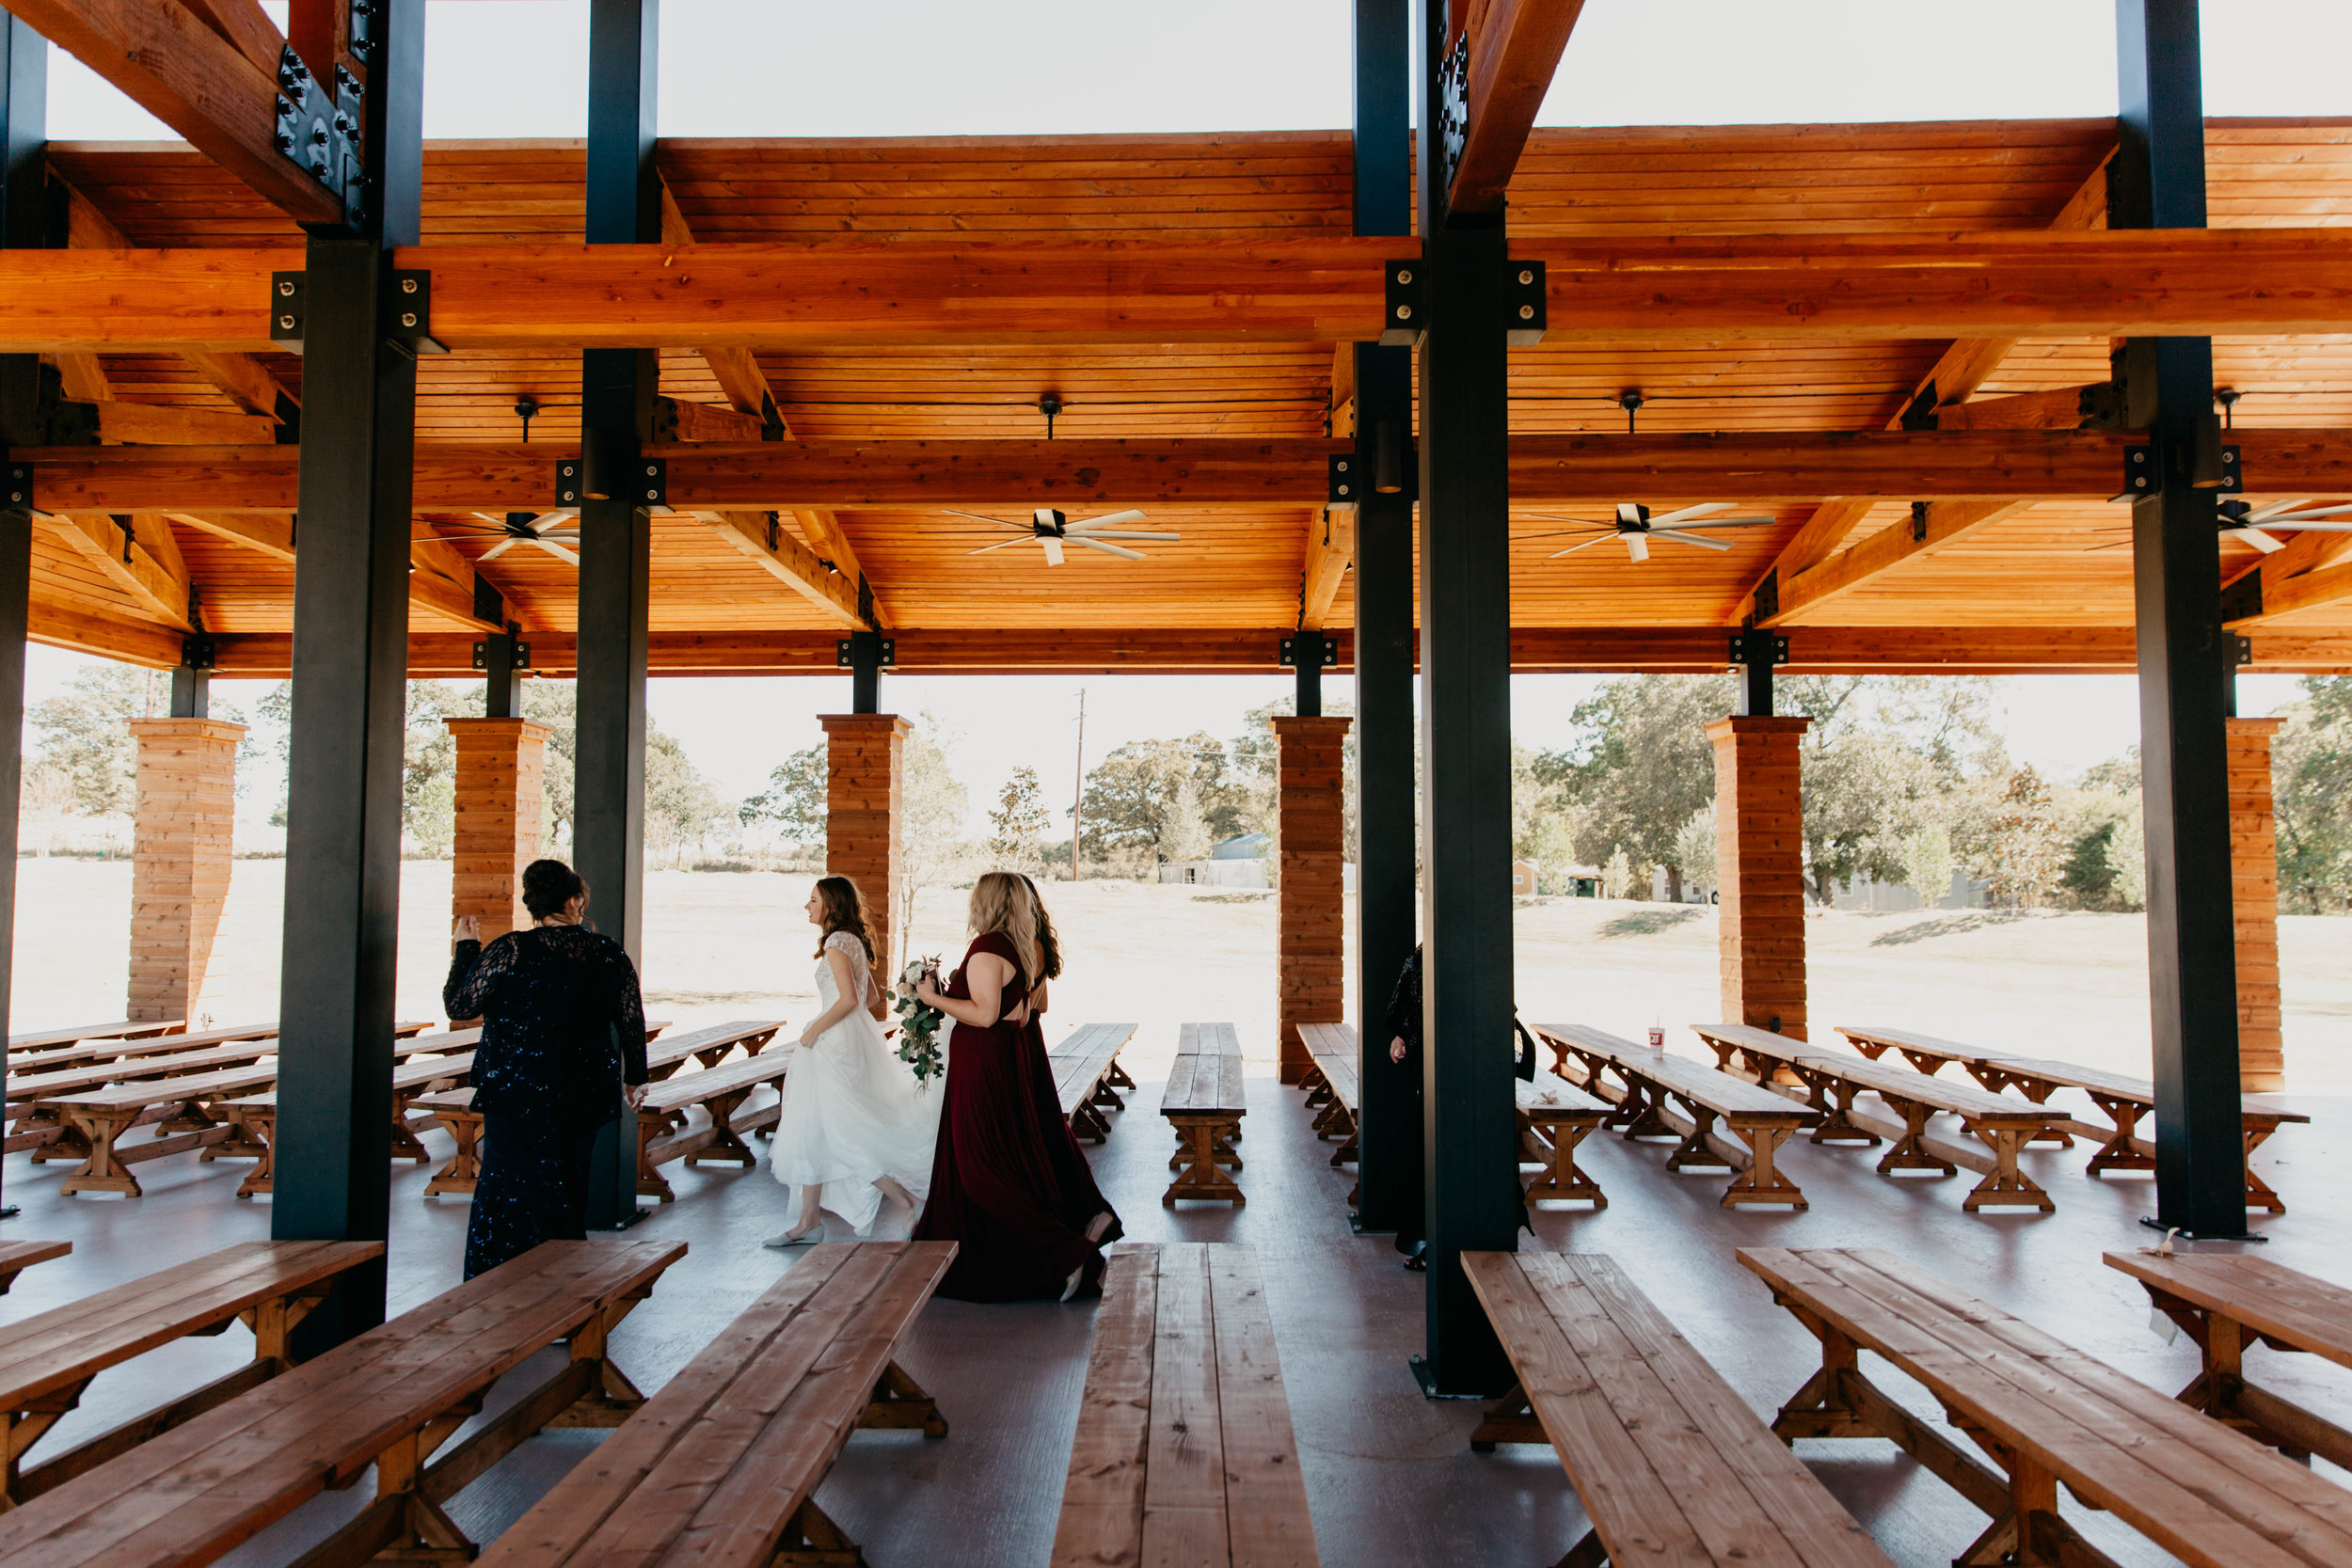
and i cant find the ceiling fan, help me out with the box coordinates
[949,507,1179,566]
[1528,502,1776,562]
[2219,499,2352,554]
[439,510,582,566]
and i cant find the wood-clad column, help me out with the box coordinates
[445,718,550,943]
[126,719,244,1023]
[2228,717,2284,1092]
[821,714,907,979]
[1275,716,1351,1085]
[1706,717,1811,1040]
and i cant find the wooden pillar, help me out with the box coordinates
[1706,717,1811,1040]
[445,718,551,943]
[126,718,244,1023]
[1275,716,1351,1085]
[2227,717,2284,1092]
[821,714,907,978]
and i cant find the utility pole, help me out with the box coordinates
[1071,688,1087,881]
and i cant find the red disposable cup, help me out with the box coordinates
[1646,1026,1664,1050]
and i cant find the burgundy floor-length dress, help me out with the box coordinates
[1022,1002,1123,1245]
[914,933,1109,1301]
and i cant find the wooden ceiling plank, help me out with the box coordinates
[697,510,863,626]
[39,514,195,631]
[1448,0,1591,214]
[1763,501,2032,626]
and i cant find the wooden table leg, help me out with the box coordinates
[2083,1093,2154,1177]
[56,1110,142,1196]
[2243,1119,2288,1213]
[1724,1121,1807,1210]
[683,1087,759,1171]
[1804,1072,1880,1147]
[1664,1101,1733,1175]
[1162,1115,1245,1205]
[232,1108,277,1198]
[424,1110,483,1196]
[1961,1123,2056,1212]
[1874,1096,1957,1177]
[1521,1112,1605,1208]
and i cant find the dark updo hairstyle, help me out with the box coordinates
[1018,874,1063,982]
[520,859,587,922]
[810,875,875,964]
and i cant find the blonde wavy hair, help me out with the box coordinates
[967,871,1042,991]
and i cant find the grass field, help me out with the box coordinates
[12,858,2348,1091]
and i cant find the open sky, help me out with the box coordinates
[30,1,2348,831]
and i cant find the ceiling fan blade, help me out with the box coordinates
[2232,527,2289,555]
[2240,499,2312,524]
[1041,536,1066,566]
[1066,509,1148,531]
[945,508,1027,531]
[1547,534,1614,559]
[1647,502,1732,526]
[1069,536,1144,561]
[1662,515,1777,529]
[478,539,520,561]
[966,537,1033,556]
[1648,529,1735,551]
[1623,533,1650,563]
[528,509,580,535]
[533,539,581,566]
[2270,519,2352,532]
[1073,530,1181,542]
[1524,514,1610,527]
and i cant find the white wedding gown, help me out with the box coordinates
[770,931,942,1234]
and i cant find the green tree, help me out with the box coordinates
[29,664,152,817]
[989,765,1052,871]
[521,681,577,849]
[1984,766,2068,909]
[1541,674,1732,884]
[897,717,969,966]
[1600,846,1634,900]
[1900,824,1957,910]
[742,744,829,852]
[2276,677,2352,913]
[1671,805,1716,899]
[1079,733,1238,862]
[401,681,480,857]
[644,728,725,866]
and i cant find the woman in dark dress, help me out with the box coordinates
[444,859,648,1279]
[1015,875,1121,1247]
[913,871,1109,1302]
[1384,944,1535,1270]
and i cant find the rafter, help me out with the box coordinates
[92,402,276,445]
[1932,385,2114,432]
[2224,529,2352,627]
[697,511,863,627]
[29,595,190,668]
[1758,502,2031,626]
[1300,507,1354,631]
[169,511,294,562]
[1446,0,1590,214]
[40,514,195,630]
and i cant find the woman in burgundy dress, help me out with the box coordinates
[914,872,1111,1302]
[1016,875,1122,1246]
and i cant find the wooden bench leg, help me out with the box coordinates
[1299,1064,1330,1108]
[1469,1380,1546,1451]
[1873,1096,1957,1178]
[772,1497,866,1568]
[2244,1121,2288,1213]
[232,1109,276,1197]
[423,1111,482,1196]
[1327,1106,1359,1167]
[1520,1114,1605,1209]
[1105,1058,1135,1091]
[2083,1093,2154,1177]
[1162,1115,1245,1206]
[1799,1073,1878,1147]
[1089,1075,1125,1112]
[1960,1123,2056,1212]
[1723,1122,1806,1210]
[859,1360,948,1439]
[683,1087,759,1171]
[634,1110,675,1202]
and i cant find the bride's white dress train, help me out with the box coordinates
[770,931,941,1233]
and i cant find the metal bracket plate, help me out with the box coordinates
[273,46,365,229]
[2118,442,2241,500]
[2220,573,2263,624]
[556,458,667,509]
[1437,31,1469,191]
[2,461,27,513]
[269,273,307,351]
[1278,632,1339,669]
[1381,261,1425,347]
[1506,261,1547,346]
[1727,630,1790,667]
[388,271,448,354]
[836,636,896,669]
[181,635,216,671]
[1327,453,1362,512]
[1751,568,1779,624]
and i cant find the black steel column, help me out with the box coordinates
[575,0,659,1229]
[271,0,428,1344]
[0,8,42,1220]
[1413,0,1517,1394]
[1349,0,1419,1242]
[478,626,521,719]
[168,647,211,719]
[845,628,883,714]
[2115,0,2245,1235]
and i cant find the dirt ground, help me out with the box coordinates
[11,858,2348,1091]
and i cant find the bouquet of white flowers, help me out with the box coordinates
[892,957,947,1085]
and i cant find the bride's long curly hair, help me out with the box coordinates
[810,876,875,965]
[968,871,1042,990]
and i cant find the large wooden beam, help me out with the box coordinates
[11,227,2352,353]
[28,595,191,667]
[696,510,863,626]
[168,510,294,561]
[39,514,195,630]
[6,0,342,225]
[2224,528,2352,627]
[1300,506,1353,631]
[1759,501,2032,626]
[1446,0,1589,214]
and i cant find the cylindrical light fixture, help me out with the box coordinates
[1374,420,1407,494]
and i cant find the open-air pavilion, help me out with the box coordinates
[0,0,2346,1564]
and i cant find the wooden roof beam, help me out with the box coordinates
[1757,501,2032,627]
[40,514,195,631]
[170,511,294,562]
[7,0,343,226]
[1300,507,1354,631]
[16,227,2352,352]
[1445,0,1590,214]
[2224,528,2352,627]
[698,511,863,627]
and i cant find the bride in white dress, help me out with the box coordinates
[765,877,941,1245]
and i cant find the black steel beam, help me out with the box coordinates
[2116,0,2245,1236]
[269,0,428,1346]
[1348,0,1419,1242]
[1412,0,1518,1397]
[575,0,660,1230]
[0,9,47,1220]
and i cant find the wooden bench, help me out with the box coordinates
[0,1239,379,1504]
[1162,1022,1246,1206]
[1296,1021,1361,1167]
[0,1238,681,1568]
[0,1240,69,1295]
[2106,1248,2352,1473]
[471,1239,954,1568]
[219,1052,477,1196]
[1834,1022,2307,1212]
[42,1061,285,1196]
[6,1042,281,1157]
[1050,1022,1138,1143]
[633,1051,793,1201]
[1051,1243,1318,1567]
[1741,1244,2352,1568]
[1516,1070,1609,1208]
[1693,1022,2064,1212]
[1535,1023,1813,1209]
[7,1020,184,1054]
[1462,1250,1898,1568]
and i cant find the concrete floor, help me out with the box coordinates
[0,1065,2344,1568]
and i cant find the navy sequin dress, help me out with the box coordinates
[444,926,647,1279]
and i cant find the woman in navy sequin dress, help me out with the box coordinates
[444,859,648,1279]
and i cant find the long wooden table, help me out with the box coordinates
[1517,1070,1609,1209]
[1692,1022,2063,1212]
[473,1239,954,1568]
[1464,1250,1897,1568]
[0,1239,382,1504]
[1162,1022,1247,1206]
[1834,1022,2309,1212]
[1051,1243,1318,1568]
[44,1062,285,1196]
[1049,1022,1138,1143]
[634,1051,792,1200]
[0,1239,685,1568]
[2106,1248,2352,1473]
[220,1052,478,1196]
[1741,1245,2352,1568]
[7,1021,183,1053]
[1535,1023,1813,1209]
